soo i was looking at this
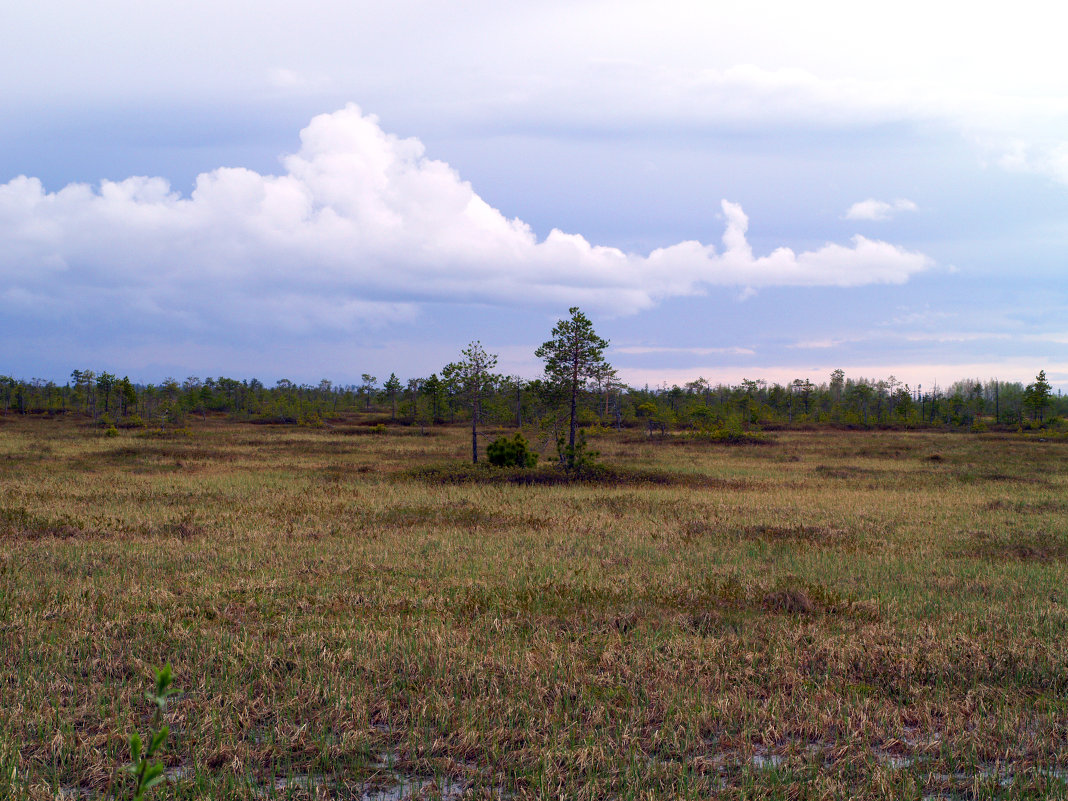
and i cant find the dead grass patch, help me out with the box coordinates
[950,466,1052,485]
[813,465,879,479]
[676,521,855,547]
[763,587,816,614]
[402,461,746,488]
[976,470,1050,484]
[984,497,1068,513]
[679,519,716,542]
[744,523,855,546]
[0,505,90,540]
[320,463,377,481]
[854,443,919,458]
[961,530,1068,562]
[363,501,506,531]
[155,514,209,540]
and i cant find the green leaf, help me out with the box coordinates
[128,732,142,762]
[143,765,166,789]
[147,726,169,756]
[154,664,172,697]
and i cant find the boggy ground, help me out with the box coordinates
[1,415,1066,799]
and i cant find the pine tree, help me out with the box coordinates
[383,373,402,420]
[443,342,499,464]
[535,307,610,459]
[1024,370,1052,422]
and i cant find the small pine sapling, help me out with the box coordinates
[556,429,599,473]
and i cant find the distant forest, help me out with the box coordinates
[0,367,1062,433]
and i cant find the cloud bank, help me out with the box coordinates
[0,104,932,336]
[484,60,1068,188]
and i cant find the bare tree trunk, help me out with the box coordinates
[471,399,478,463]
[569,359,579,450]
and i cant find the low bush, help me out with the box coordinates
[487,433,538,467]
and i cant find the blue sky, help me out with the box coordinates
[2,0,1066,391]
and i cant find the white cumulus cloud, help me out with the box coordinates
[0,104,933,336]
[844,198,918,221]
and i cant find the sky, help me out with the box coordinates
[2,0,1066,392]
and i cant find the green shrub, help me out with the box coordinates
[688,415,768,444]
[487,433,538,467]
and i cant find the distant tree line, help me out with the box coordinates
[0,311,1062,436]
[1,368,1061,432]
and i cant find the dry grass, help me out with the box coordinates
[1,417,1067,799]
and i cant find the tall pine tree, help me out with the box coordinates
[535,307,610,458]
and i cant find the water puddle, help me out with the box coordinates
[249,771,481,800]
[51,738,1068,798]
[749,752,785,770]
[361,776,469,801]
[57,760,504,801]
[873,751,913,770]
[650,738,1067,794]
[251,773,327,798]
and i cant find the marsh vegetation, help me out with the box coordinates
[1,415,1066,799]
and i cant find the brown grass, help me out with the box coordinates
[0,417,1066,799]
[963,530,1068,562]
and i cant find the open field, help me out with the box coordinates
[1,415,1067,800]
